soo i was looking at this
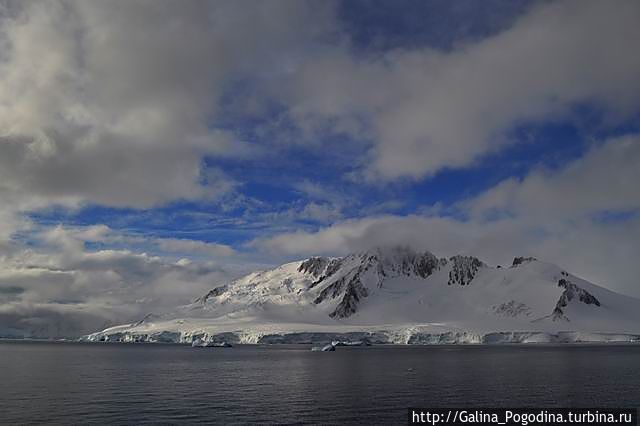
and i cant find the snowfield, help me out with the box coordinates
[82,247,640,345]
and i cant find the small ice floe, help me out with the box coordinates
[191,338,233,348]
[311,342,337,352]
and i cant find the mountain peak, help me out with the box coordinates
[88,248,640,344]
[177,246,636,327]
[297,256,331,277]
[512,256,538,267]
[360,245,433,259]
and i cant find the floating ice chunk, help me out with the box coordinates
[311,343,336,351]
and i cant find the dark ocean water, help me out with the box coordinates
[1,342,639,425]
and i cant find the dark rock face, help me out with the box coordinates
[306,258,342,289]
[405,251,446,278]
[314,275,350,305]
[309,275,326,289]
[313,248,446,318]
[312,256,375,319]
[298,257,330,277]
[512,256,537,267]
[448,255,484,286]
[194,285,228,304]
[329,277,369,319]
[551,278,601,321]
[324,259,343,277]
[372,248,446,279]
[313,271,370,319]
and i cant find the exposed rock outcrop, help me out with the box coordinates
[551,278,601,321]
[298,257,330,277]
[194,285,228,304]
[512,256,537,267]
[448,255,484,285]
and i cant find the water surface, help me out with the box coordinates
[1,342,639,424]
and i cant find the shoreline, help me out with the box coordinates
[2,338,640,347]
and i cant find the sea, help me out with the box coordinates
[1,341,639,424]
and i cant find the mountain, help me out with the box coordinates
[83,246,640,344]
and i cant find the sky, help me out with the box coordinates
[0,0,639,337]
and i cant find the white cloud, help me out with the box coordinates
[253,135,640,297]
[0,2,340,330]
[0,0,335,215]
[0,224,256,337]
[279,0,640,180]
[254,213,640,298]
[294,180,346,205]
[156,238,236,257]
[299,202,343,223]
[466,135,640,220]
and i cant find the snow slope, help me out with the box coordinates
[83,247,640,344]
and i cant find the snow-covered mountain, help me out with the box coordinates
[84,247,640,344]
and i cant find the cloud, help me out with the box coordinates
[0,0,335,216]
[156,238,236,257]
[0,302,119,339]
[2,0,637,214]
[466,135,640,220]
[279,0,640,180]
[0,224,255,337]
[299,202,343,223]
[294,180,346,205]
[254,213,640,298]
[253,135,640,297]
